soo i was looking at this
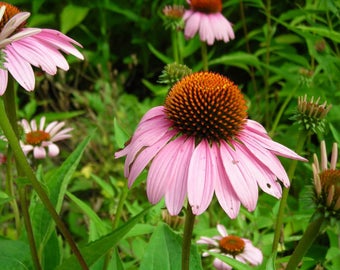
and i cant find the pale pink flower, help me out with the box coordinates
[197,224,263,270]
[115,72,306,217]
[183,0,235,45]
[0,2,83,95]
[20,117,72,159]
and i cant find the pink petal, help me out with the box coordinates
[33,146,46,159]
[213,143,241,218]
[146,132,185,204]
[47,144,60,157]
[184,11,200,39]
[0,69,8,95]
[165,136,195,215]
[128,130,175,187]
[233,141,283,198]
[4,46,35,91]
[219,141,258,212]
[216,224,228,237]
[187,139,215,215]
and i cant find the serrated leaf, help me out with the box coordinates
[56,207,151,270]
[60,5,89,33]
[140,223,203,270]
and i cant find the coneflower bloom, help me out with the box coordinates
[0,2,83,95]
[20,117,72,159]
[115,72,306,217]
[312,141,340,218]
[183,0,235,45]
[197,224,263,270]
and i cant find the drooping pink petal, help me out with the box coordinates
[240,135,291,187]
[165,136,195,215]
[199,14,215,45]
[128,130,175,187]
[0,69,8,95]
[242,121,307,161]
[219,141,258,212]
[213,143,241,218]
[47,144,60,157]
[4,46,35,91]
[33,146,46,159]
[187,139,216,215]
[233,141,283,198]
[184,11,201,39]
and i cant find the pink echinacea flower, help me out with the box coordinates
[0,2,83,95]
[183,0,235,45]
[197,224,263,270]
[20,117,72,159]
[115,72,306,217]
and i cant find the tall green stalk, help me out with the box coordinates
[182,204,196,270]
[286,216,324,270]
[272,130,308,253]
[3,82,41,270]
[201,42,209,71]
[264,0,272,128]
[0,93,88,270]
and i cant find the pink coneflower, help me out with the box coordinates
[197,224,263,270]
[20,117,72,159]
[115,72,306,217]
[183,0,235,45]
[0,2,83,95]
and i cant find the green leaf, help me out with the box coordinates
[30,133,93,253]
[0,239,32,270]
[297,26,340,43]
[66,191,110,240]
[56,207,151,270]
[140,223,203,270]
[209,52,261,72]
[209,252,250,270]
[147,43,173,64]
[113,118,129,149]
[60,5,89,33]
[42,231,61,270]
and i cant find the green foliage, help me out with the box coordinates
[1,0,340,269]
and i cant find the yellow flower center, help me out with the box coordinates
[219,235,245,256]
[190,0,222,13]
[165,72,247,143]
[0,2,24,32]
[26,131,51,145]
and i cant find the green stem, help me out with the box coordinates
[172,29,179,64]
[19,186,42,270]
[5,147,21,238]
[201,42,208,71]
[3,84,41,269]
[264,0,272,128]
[286,216,324,270]
[272,131,307,253]
[113,180,128,229]
[182,203,196,270]
[269,85,298,137]
[0,98,88,270]
[239,0,258,96]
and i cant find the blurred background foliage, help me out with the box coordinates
[2,0,340,269]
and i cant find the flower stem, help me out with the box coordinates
[0,97,88,270]
[272,130,307,253]
[286,216,324,270]
[3,84,41,269]
[182,203,196,270]
[113,180,128,229]
[201,42,209,71]
[19,186,42,270]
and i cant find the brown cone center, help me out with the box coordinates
[219,235,245,256]
[164,72,247,143]
[26,131,51,145]
[319,169,340,200]
[0,2,23,31]
[190,0,222,13]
